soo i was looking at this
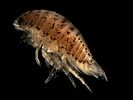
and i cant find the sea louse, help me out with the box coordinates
[13,10,107,92]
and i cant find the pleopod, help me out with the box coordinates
[13,10,107,92]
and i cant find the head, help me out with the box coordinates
[13,13,40,48]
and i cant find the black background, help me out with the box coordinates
[1,0,130,99]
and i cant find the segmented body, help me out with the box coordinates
[13,10,107,92]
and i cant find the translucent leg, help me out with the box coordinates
[35,41,43,66]
[66,73,76,88]
[45,68,57,84]
[57,63,76,88]
[67,67,92,92]
[41,48,54,66]
[35,47,41,66]
[44,59,51,68]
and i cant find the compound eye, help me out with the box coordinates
[17,17,24,25]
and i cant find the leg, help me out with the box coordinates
[35,47,41,66]
[66,66,92,92]
[45,67,58,84]
[43,51,76,87]
[35,41,44,66]
[60,64,76,88]
[44,59,51,68]
[66,73,76,88]
[41,47,54,66]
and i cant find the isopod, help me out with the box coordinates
[13,10,107,92]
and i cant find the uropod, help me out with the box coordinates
[13,10,107,92]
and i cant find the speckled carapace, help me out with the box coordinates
[13,10,107,92]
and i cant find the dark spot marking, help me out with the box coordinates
[57,32,60,34]
[75,57,78,60]
[50,35,57,40]
[76,32,80,36]
[25,22,28,25]
[50,36,52,40]
[52,23,55,29]
[83,60,86,64]
[67,31,70,34]
[67,52,70,55]
[42,17,47,22]
[36,27,40,30]
[88,54,91,56]
[31,24,34,27]
[60,24,65,29]
[72,53,74,56]
[29,22,32,25]
[70,27,74,31]
[61,18,67,23]
[53,37,56,40]
[70,44,73,47]
[60,46,64,49]
[36,14,39,16]
[90,59,93,63]
[53,18,58,20]
[79,60,82,63]
[46,33,48,36]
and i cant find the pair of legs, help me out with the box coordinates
[35,44,92,92]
